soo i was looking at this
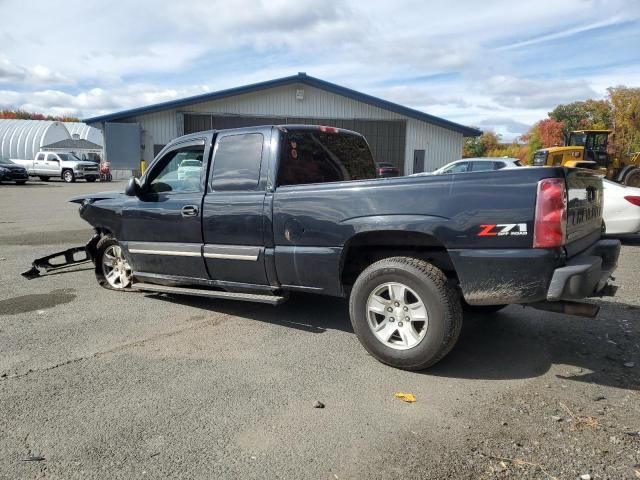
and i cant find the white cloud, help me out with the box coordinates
[0,84,211,118]
[0,0,637,126]
[0,55,69,85]
[485,76,598,109]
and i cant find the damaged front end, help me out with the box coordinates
[21,234,100,279]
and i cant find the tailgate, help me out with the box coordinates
[565,168,603,256]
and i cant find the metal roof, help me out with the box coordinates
[83,73,481,137]
[42,138,103,151]
[0,119,70,160]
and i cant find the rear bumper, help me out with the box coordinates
[546,239,620,301]
[449,239,620,305]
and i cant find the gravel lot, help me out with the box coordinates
[0,180,638,479]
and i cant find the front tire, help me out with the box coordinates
[95,236,133,291]
[349,257,462,370]
[62,170,75,183]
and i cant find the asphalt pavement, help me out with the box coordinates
[0,180,638,479]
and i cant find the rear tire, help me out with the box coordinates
[62,170,75,183]
[95,236,133,291]
[38,176,50,181]
[15,180,27,185]
[623,169,640,188]
[349,257,462,370]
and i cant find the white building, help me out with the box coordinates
[84,73,479,175]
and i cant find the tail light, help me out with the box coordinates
[318,126,339,133]
[533,178,567,248]
[624,195,640,206]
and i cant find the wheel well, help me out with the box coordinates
[340,231,456,290]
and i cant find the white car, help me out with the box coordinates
[411,157,523,176]
[603,180,640,235]
[177,159,202,180]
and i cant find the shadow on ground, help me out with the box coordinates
[148,292,639,390]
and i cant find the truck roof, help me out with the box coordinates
[176,124,365,143]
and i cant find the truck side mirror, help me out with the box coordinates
[125,177,141,197]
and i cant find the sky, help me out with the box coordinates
[1,0,639,141]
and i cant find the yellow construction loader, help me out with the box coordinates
[531,129,640,187]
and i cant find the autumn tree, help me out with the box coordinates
[463,131,501,157]
[0,109,80,122]
[607,86,640,157]
[536,118,565,147]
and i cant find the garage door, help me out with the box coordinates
[104,122,140,170]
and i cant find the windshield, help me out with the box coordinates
[0,158,16,165]
[568,133,586,146]
[57,153,81,161]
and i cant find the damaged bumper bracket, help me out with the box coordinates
[21,235,99,279]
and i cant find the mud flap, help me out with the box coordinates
[21,235,100,279]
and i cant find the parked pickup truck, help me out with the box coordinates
[13,151,100,183]
[66,125,620,370]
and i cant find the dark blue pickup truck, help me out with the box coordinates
[66,125,619,370]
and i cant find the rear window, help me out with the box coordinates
[471,161,494,172]
[278,131,375,186]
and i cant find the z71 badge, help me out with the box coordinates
[478,223,528,236]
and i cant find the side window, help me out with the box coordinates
[277,131,375,186]
[147,145,205,194]
[494,162,506,170]
[36,153,45,161]
[470,161,493,172]
[211,133,263,191]
[46,154,59,162]
[444,162,469,173]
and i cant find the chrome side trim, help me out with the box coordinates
[129,249,201,257]
[203,244,260,262]
[203,253,258,261]
[127,242,202,257]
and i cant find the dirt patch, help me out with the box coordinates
[0,289,76,315]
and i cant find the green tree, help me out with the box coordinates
[548,100,612,134]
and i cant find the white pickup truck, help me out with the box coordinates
[12,151,100,183]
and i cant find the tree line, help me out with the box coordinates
[464,86,640,163]
[0,109,80,122]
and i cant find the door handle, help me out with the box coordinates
[181,205,199,217]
